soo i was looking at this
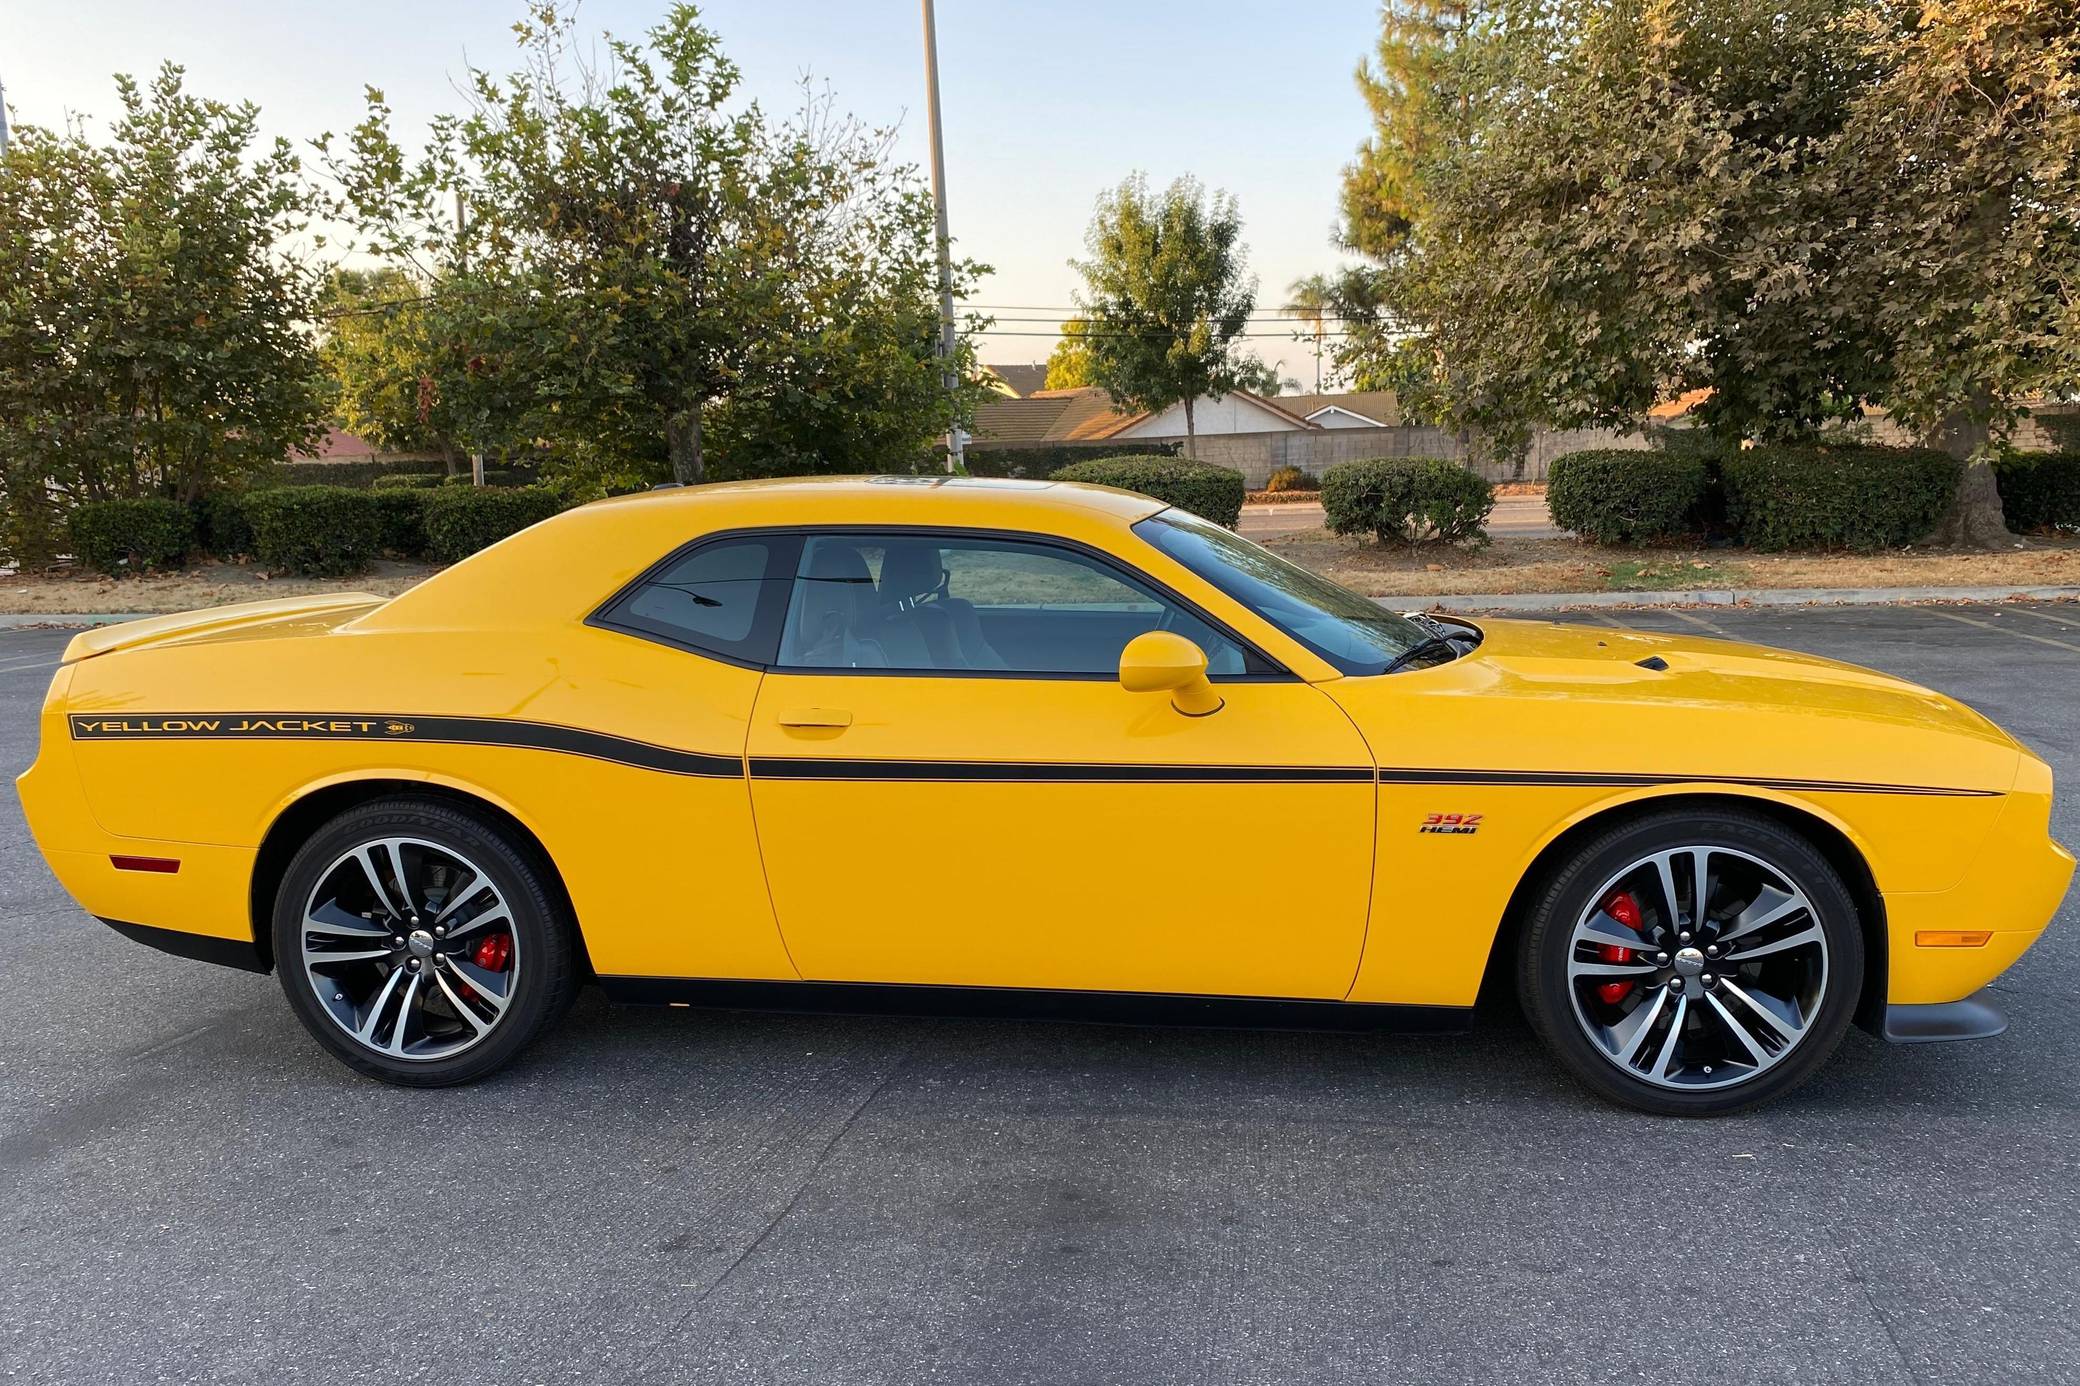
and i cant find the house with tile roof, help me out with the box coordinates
[980,363,1050,398]
[971,386,1376,446]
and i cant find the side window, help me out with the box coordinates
[776,533,1249,676]
[597,535,796,664]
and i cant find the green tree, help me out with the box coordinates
[1043,318,1097,389]
[0,65,326,561]
[1352,0,1891,458]
[1340,1,1475,260]
[1844,0,2080,544]
[1284,273,1338,392]
[326,3,982,488]
[1071,174,1257,458]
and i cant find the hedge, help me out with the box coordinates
[1998,453,2080,532]
[272,458,447,489]
[1721,445,1957,551]
[244,486,382,576]
[371,472,445,490]
[965,442,1181,481]
[1049,455,1247,528]
[1546,449,1709,544]
[68,499,193,576]
[422,486,564,564]
[371,488,433,559]
[1320,457,1493,546]
[192,490,255,559]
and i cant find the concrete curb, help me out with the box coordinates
[1387,584,2080,613]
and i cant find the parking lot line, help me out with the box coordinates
[0,657,59,674]
[2010,606,2080,631]
[1931,609,2080,655]
[1663,609,1735,639]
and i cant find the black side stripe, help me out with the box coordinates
[64,713,1999,796]
[1375,767,1999,798]
[746,758,1374,784]
[68,713,742,779]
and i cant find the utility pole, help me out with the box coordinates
[1,72,11,158]
[457,189,484,488]
[920,0,962,473]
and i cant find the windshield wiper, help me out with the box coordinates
[1382,635,1460,675]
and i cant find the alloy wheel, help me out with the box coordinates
[299,836,520,1062]
[1564,845,1829,1093]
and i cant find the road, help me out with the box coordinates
[1,603,2075,1384]
[1238,492,1562,539]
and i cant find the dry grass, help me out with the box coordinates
[1259,529,2080,597]
[0,559,437,615]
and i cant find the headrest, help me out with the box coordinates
[804,542,872,584]
[878,542,946,604]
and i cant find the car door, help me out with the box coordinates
[744,528,1378,999]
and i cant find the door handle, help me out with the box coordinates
[777,707,852,729]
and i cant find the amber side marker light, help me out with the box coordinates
[110,855,181,874]
[1914,930,1992,948]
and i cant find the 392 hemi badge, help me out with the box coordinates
[1418,812,1482,836]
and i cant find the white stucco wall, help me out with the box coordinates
[1115,394,1303,438]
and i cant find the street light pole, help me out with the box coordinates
[1,73,11,158]
[920,0,962,473]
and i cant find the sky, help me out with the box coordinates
[2,0,1378,384]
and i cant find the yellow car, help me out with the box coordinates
[18,477,2071,1113]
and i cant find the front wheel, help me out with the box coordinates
[1518,808,1863,1116]
[272,797,578,1086]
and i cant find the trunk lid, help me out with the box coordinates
[60,593,388,664]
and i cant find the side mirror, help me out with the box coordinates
[1118,631,1223,717]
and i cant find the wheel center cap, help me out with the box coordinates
[406,929,437,961]
[1672,946,1706,980]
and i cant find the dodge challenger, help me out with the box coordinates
[18,477,2070,1114]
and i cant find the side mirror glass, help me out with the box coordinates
[1118,630,1223,717]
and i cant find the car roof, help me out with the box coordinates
[583,474,1165,524]
[359,475,1169,635]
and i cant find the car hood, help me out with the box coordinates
[1322,617,2023,794]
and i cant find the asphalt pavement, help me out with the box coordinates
[1,603,2076,1385]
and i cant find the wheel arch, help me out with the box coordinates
[248,775,587,977]
[1475,790,1887,1031]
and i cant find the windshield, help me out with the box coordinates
[1133,509,1436,676]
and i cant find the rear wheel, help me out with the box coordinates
[272,798,577,1086]
[1519,807,1862,1116]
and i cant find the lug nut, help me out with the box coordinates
[1678,930,1693,944]
[433,926,446,938]
[407,959,420,971]
[1705,943,1721,958]
[1702,973,1716,987]
[1654,951,1670,966]
[388,936,402,948]
[1669,977,1685,992]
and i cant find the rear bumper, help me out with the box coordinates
[98,917,269,973]
[1878,990,2007,1044]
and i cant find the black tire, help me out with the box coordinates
[1518,806,1863,1117]
[272,797,578,1086]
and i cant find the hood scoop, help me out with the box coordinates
[1635,655,1670,672]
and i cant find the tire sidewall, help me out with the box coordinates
[272,798,573,1086]
[1521,808,1864,1116]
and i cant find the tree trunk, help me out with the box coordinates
[667,405,705,486]
[1927,405,2015,548]
[1182,397,1197,460]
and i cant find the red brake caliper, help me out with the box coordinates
[471,931,513,972]
[1596,890,1645,1006]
